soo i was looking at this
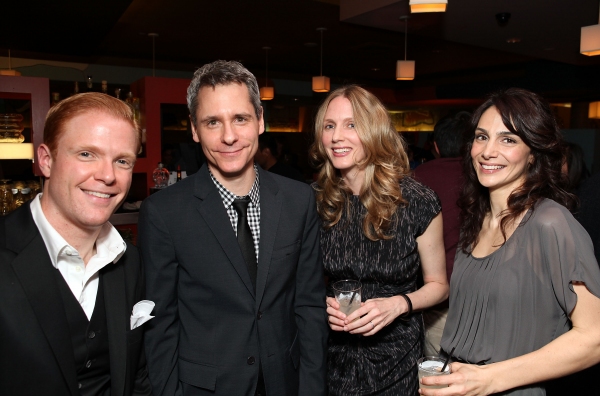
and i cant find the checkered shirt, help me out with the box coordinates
[209,165,261,262]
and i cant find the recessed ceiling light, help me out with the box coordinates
[506,37,521,44]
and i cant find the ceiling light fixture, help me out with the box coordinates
[312,28,330,93]
[260,47,274,101]
[0,50,21,76]
[148,33,159,76]
[396,16,415,81]
[581,1,600,56]
[409,0,447,13]
[589,101,600,118]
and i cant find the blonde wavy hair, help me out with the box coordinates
[310,85,410,241]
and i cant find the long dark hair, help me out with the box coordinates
[458,87,576,252]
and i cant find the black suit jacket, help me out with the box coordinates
[139,164,328,396]
[0,202,152,396]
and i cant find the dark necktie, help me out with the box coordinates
[232,197,257,291]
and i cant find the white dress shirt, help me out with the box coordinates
[30,194,126,319]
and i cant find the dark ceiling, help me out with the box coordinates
[2,0,600,102]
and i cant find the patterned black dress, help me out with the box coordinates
[321,177,441,395]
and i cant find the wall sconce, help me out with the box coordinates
[260,47,274,100]
[396,16,415,80]
[312,28,330,92]
[410,0,447,13]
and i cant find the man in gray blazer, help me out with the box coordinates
[139,60,327,396]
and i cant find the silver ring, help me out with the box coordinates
[370,321,375,330]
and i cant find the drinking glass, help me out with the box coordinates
[332,280,362,318]
[418,356,451,390]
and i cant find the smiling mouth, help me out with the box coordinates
[84,190,112,199]
[333,148,350,153]
[481,164,505,170]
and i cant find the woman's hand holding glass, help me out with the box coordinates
[418,362,497,396]
[326,294,410,336]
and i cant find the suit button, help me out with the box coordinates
[247,356,255,365]
[85,360,92,368]
[88,331,96,339]
[257,311,262,320]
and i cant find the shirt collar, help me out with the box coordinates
[30,193,127,268]
[209,163,260,207]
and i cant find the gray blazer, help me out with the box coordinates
[139,164,327,396]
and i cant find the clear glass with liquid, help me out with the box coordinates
[332,280,362,317]
[418,356,451,390]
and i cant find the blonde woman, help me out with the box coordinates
[311,85,449,395]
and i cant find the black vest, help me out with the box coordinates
[55,270,111,396]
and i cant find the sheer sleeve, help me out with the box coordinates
[537,201,600,316]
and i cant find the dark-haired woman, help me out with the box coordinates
[420,88,600,395]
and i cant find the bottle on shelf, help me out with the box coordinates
[51,92,61,106]
[176,165,182,182]
[0,180,14,216]
[73,81,80,96]
[126,91,134,106]
[132,97,141,123]
[115,88,122,100]
[86,75,93,92]
[152,162,170,189]
[101,80,108,94]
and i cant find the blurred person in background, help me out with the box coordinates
[413,111,470,356]
[255,133,305,182]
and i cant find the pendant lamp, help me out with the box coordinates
[148,33,158,76]
[260,47,274,100]
[396,16,415,80]
[589,101,600,119]
[0,50,21,76]
[581,3,600,56]
[410,0,447,13]
[312,28,330,92]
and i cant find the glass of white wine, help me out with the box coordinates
[332,280,362,318]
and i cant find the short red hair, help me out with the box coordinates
[43,92,141,155]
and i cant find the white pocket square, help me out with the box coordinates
[130,300,155,330]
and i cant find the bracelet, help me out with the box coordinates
[398,294,413,318]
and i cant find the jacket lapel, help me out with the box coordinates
[103,262,127,396]
[7,206,79,396]
[256,169,281,307]
[194,165,256,297]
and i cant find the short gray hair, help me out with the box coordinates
[187,60,262,126]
